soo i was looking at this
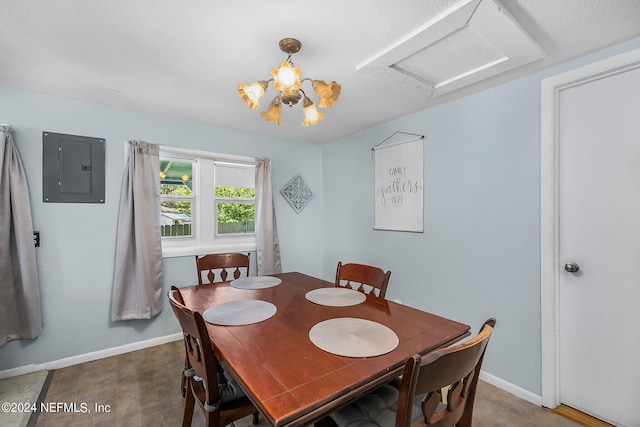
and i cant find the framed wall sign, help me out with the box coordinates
[373,136,424,232]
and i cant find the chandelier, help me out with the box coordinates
[238,38,341,126]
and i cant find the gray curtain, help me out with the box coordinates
[255,158,282,275]
[111,141,163,321]
[0,125,41,347]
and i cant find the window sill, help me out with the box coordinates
[161,237,256,258]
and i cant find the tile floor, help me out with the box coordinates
[23,340,581,427]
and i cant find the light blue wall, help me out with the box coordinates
[0,86,323,370]
[321,36,640,396]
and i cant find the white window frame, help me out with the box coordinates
[159,145,257,258]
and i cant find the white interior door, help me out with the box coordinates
[557,62,640,426]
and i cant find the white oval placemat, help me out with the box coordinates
[230,276,282,289]
[202,300,276,326]
[309,317,399,357]
[305,287,366,307]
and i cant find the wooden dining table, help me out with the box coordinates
[179,271,470,427]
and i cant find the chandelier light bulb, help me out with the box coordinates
[245,82,265,100]
[273,61,301,94]
[277,67,296,87]
[305,106,318,120]
[302,96,324,126]
[238,80,268,109]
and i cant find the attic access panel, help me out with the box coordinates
[43,132,105,203]
[357,0,544,99]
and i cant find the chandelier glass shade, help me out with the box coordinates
[238,38,341,126]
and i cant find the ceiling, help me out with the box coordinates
[2,0,640,144]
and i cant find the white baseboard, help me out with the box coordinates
[480,370,542,406]
[0,333,182,380]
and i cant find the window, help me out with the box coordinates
[159,146,256,258]
[160,158,194,238]
[214,162,256,236]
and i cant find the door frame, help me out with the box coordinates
[540,47,640,408]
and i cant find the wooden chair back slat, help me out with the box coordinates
[335,261,391,299]
[195,253,250,285]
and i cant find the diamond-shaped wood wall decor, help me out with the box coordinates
[280,174,314,213]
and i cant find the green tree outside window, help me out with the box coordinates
[215,187,255,223]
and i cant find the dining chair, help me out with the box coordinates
[317,318,496,427]
[335,261,391,299]
[168,287,260,427]
[195,253,250,285]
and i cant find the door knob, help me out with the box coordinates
[564,262,580,273]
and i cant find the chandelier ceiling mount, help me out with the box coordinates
[279,37,301,55]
